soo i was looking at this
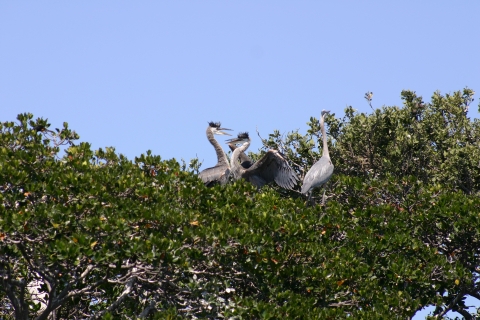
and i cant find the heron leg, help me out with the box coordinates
[321,188,326,206]
[307,191,313,207]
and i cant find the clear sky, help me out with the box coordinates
[1,2,479,318]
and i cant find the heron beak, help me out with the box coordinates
[225,137,242,144]
[217,128,232,136]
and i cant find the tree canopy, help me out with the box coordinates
[1,88,480,319]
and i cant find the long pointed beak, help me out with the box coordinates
[225,137,242,144]
[217,128,232,136]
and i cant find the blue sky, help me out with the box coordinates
[1,2,479,318]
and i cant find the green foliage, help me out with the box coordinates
[1,90,480,319]
[259,88,480,194]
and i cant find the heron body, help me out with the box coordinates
[301,156,334,194]
[227,132,298,189]
[199,165,230,187]
[199,122,232,187]
[301,110,334,203]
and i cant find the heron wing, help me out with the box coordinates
[301,156,334,194]
[243,150,298,189]
[199,164,230,187]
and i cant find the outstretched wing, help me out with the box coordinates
[243,150,298,189]
[199,165,230,187]
[301,156,334,194]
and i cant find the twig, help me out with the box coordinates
[434,289,465,318]
[255,126,267,145]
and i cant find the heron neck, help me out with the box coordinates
[206,127,229,166]
[231,140,250,174]
[321,114,330,158]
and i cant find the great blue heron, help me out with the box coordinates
[226,132,298,189]
[301,110,334,205]
[198,121,232,187]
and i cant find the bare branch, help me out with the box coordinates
[89,268,137,320]
[435,289,465,318]
[138,300,156,319]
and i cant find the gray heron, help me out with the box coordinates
[301,110,334,205]
[198,121,232,187]
[226,132,298,189]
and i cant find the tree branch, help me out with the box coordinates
[435,289,465,318]
[89,267,137,320]
[138,300,156,318]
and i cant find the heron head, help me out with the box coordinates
[321,110,331,117]
[226,132,250,145]
[208,121,232,136]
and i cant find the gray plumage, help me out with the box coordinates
[301,157,334,194]
[301,110,334,203]
[228,143,253,169]
[227,132,298,189]
[199,122,232,187]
